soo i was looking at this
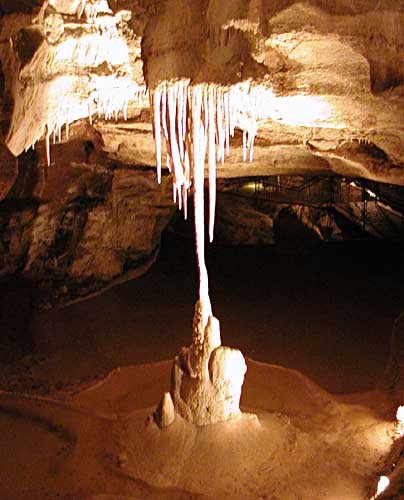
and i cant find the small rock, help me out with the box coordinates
[117,451,128,468]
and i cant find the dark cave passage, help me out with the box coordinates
[1,230,403,395]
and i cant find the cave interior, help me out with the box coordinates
[0,0,404,499]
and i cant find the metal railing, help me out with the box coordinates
[218,175,404,238]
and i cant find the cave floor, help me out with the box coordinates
[0,237,404,499]
[0,359,397,500]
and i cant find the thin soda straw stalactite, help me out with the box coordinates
[216,87,225,164]
[152,86,162,183]
[151,79,260,325]
[192,84,211,325]
[45,127,51,167]
[207,85,217,242]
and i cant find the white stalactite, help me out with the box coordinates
[153,88,162,183]
[216,88,225,164]
[192,84,211,326]
[151,79,260,311]
[45,128,51,166]
[224,91,230,156]
[207,86,216,242]
[39,85,140,166]
[66,113,69,140]
[161,84,168,141]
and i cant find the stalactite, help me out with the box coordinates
[207,86,216,243]
[45,128,51,167]
[192,84,211,326]
[151,79,260,315]
[38,85,142,166]
[216,88,225,164]
[66,110,69,140]
[88,102,93,125]
[161,84,168,141]
[224,91,230,156]
[177,81,185,163]
[153,87,162,184]
[168,84,184,195]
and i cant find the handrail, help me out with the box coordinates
[219,176,404,239]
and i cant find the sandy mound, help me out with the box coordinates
[0,359,397,499]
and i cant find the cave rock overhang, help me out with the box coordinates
[1,0,404,188]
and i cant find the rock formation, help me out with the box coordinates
[0,0,403,421]
[1,0,403,187]
[154,391,175,427]
[0,158,175,307]
[167,300,248,425]
[0,0,403,303]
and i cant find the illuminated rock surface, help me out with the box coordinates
[0,1,404,497]
[1,0,403,184]
[0,0,404,300]
[170,301,249,425]
[0,359,397,499]
[0,161,175,307]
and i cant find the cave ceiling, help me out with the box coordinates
[0,0,404,200]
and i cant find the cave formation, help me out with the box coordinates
[1,0,404,499]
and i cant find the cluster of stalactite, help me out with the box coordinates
[151,78,259,311]
[38,83,144,166]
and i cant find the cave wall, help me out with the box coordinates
[0,0,403,187]
[0,156,174,307]
[0,0,404,304]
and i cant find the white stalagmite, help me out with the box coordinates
[151,79,259,317]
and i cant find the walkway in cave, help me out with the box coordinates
[219,176,404,239]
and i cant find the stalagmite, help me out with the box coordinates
[154,392,175,428]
